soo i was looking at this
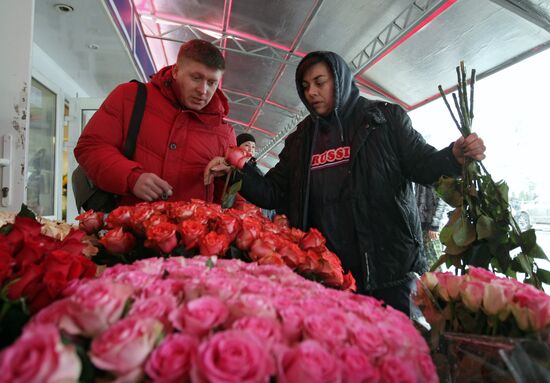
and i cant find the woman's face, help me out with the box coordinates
[301,61,335,116]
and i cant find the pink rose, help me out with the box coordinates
[90,317,163,380]
[231,316,283,347]
[75,209,105,234]
[277,340,341,383]
[460,279,485,312]
[467,266,498,283]
[170,296,229,337]
[193,330,271,383]
[349,323,388,361]
[378,357,417,383]
[128,295,178,332]
[100,227,136,254]
[416,352,439,383]
[59,280,133,336]
[0,324,81,383]
[145,334,199,383]
[482,279,516,318]
[303,310,348,348]
[277,306,305,344]
[339,346,380,383]
[436,272,462,301]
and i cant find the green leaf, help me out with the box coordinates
[469,243,492,268]
[221,180,242,209]
[476,215,494,240]
[435,176,463,207]
[536,268,550,284]
[0,223,13,235]
[206,257,216,270]
[515,253,534,277]
[524,244,548,261]
[452,215,476,247]
[17,203,36,219]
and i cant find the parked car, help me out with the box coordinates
[511,199,531,232]
[524,197,550,226]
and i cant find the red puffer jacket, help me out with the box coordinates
[74,66,236,206]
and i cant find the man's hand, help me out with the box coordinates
[204,157,231,185]
[132,173,173,201]
[452,132,486,165]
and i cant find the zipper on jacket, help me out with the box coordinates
[364,251,371,289]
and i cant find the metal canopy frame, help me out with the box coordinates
[133,0,550,165]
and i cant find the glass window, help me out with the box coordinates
[27,78,57,216]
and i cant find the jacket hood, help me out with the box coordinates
[151,65,229,118]
[295,51,360,119]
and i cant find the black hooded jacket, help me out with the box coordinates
[239,51,461,291]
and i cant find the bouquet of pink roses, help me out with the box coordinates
[76,199,356,291]
[0,256,438,382]
[415,266,550,338]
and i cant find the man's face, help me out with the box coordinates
[172,58,223,111]
[301,61,335,117]
[240,141,256,157]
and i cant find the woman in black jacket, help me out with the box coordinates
[206,51,486,315]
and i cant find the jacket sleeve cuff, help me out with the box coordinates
[127,168,145,195]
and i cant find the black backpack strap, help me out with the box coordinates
[123,80,147,159]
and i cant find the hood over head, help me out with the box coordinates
[295,51,360,119]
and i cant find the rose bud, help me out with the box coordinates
[225,146,252,169]
[75,210,105,234]
[199,231,230,257]
[179,219,207,250]
[146,222,178,254]
[299,228,326,252]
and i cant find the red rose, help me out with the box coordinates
[13,238,44,269]
[256,252,285,266]
[235,217,262,251]
[129,204,155,235]
[3,216,43,253]
[249,237,278,262]
[199,231,230,256]
[179,219,207,250]
[342,272,357,292]
[296,250,321,274]
[0,249,14,285]
[7,263,44,303]
[278,243,305,269]
[100,227,136,254]
[105,206,132,229]
[143,213,170,230]
[168,202,196,222]
[299,228,326,252]
[225,146,252,169]
[75,210,104,234]
[214,214,241,242]
[56,229,87,257]
[273,214,289,228]
[146,222,178,254]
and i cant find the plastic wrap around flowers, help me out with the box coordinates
[415,266,550,337]
[0,257,437,383]
[76,199,355,291]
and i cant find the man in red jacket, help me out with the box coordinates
[74,39,236,207]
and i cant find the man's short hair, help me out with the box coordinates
[177,39,225,70]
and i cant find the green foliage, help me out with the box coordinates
[434,62,547,289]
